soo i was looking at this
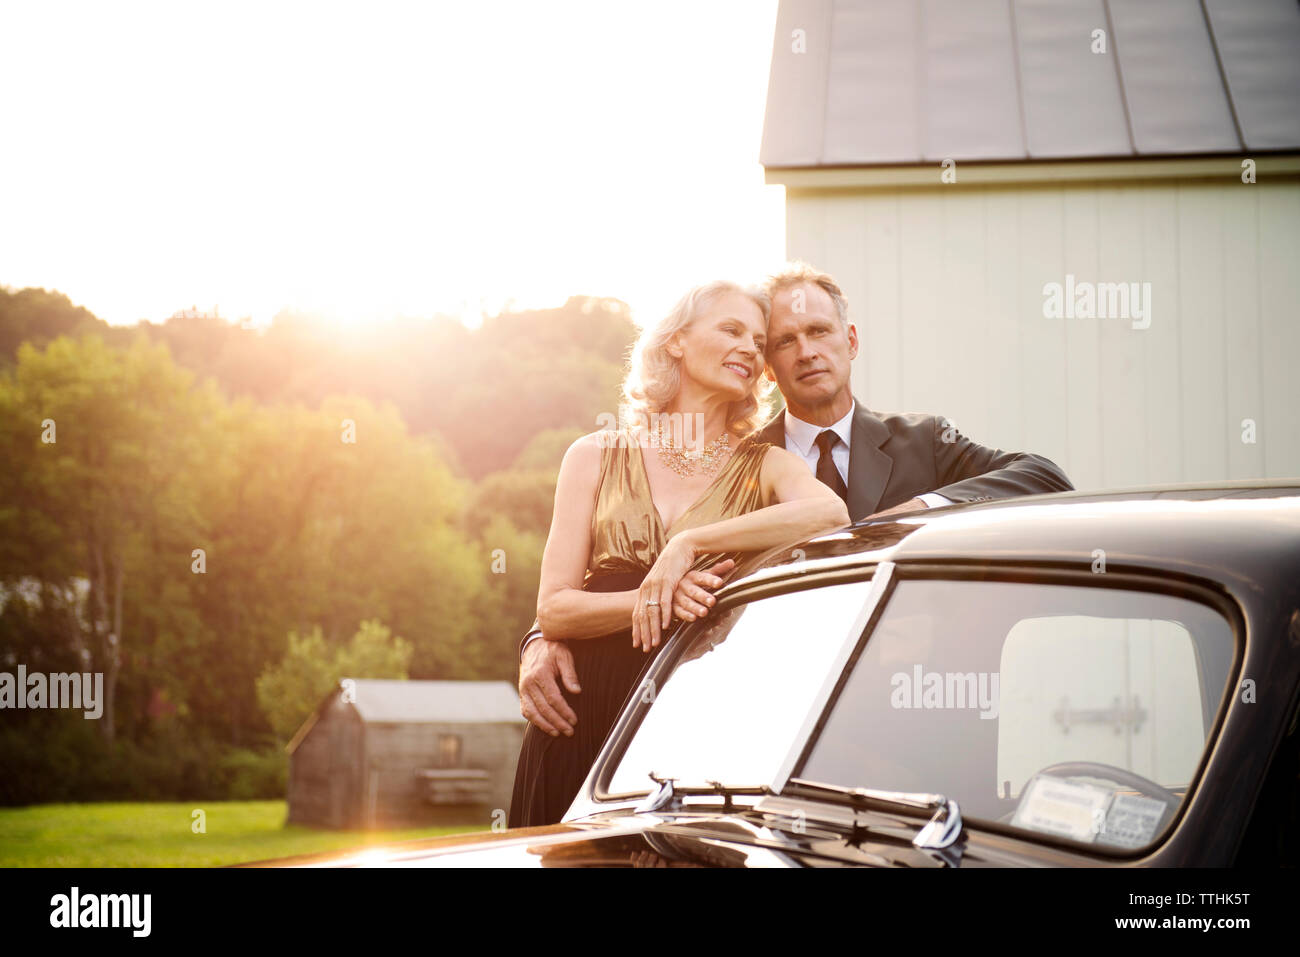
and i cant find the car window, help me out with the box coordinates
[797,579,1235,852]
[605,577,879,796]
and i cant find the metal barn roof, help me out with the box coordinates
[761,0,1300,167]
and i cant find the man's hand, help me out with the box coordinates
[670,558,736,622]
[519,638,581,737]
[865,497,929,521]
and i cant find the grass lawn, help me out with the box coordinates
[0,801,486,867]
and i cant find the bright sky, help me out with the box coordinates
[0,0,786,330]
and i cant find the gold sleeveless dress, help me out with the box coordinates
[509,428,774,826]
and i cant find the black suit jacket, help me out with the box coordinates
[518,401,1072,658]
[755,401,1073,521]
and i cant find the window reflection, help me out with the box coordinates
[608,578,877,795]
[997,616,1205,799]
[799,579,1233,849]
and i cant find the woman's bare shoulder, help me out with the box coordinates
[577,425,647,452]
[555,430,609,479]
[753,441,806,476]
[562,426,646,473]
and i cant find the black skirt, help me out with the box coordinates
[508,571,657,827]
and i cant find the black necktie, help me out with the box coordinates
[814,430,848,502]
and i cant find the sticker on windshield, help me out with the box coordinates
[1095,792,1167,849]
[1011,775,1112,843]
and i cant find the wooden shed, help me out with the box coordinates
[761,0,1300,490]
[285,678,525,830]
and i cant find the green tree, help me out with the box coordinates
[0,286,116,367]
[511,426,586,472]
[256,619,412,741]
[1,334,214,742]
[475,514,546,681]
[0,285,635,798]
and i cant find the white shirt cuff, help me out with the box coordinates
[918,492,954,509]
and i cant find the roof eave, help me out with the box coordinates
[764,152,1300,191]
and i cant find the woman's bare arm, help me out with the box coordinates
[633,446,849,649]
[534,433,641,640]
[680,445,849,554]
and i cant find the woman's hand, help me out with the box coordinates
[670,558,735,623]
[631,533,699,653]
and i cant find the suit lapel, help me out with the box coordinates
[757,404,892,521]
[847,404,892,520]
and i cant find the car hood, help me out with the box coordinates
[241,805,1082,868]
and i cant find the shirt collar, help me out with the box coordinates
[784,400,856,457]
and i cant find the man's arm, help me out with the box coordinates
[931,417,1073,503]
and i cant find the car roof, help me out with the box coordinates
[728,480,1300,603]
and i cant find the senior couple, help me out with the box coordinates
[508,262,1073,826]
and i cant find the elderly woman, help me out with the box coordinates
[508,279,849,826]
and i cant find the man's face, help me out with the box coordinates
[764,282,858,413]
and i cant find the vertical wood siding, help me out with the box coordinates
[784,176,1300,489]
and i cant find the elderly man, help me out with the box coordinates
[517,261,1072,738]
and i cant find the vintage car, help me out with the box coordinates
[251,480,1300,867]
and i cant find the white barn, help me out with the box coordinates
[761,0,1300,490]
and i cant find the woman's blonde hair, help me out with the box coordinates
[620,279,776,438]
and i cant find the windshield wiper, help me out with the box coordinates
[635,773,773,814]
[783,777,964,850]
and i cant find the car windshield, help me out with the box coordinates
[605,576,881,796]
[799,578,1235,851]
[607,571,1236,854]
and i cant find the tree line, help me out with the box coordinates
[0,285,632,803]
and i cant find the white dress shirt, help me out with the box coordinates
[783,401,952,509]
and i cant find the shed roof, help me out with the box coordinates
[342,679,524,724]
[286,679,524,754]
[761,0,1300,168]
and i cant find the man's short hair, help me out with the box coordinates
[764,261,849,326]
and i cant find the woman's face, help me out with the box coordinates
[670,291,767,403]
